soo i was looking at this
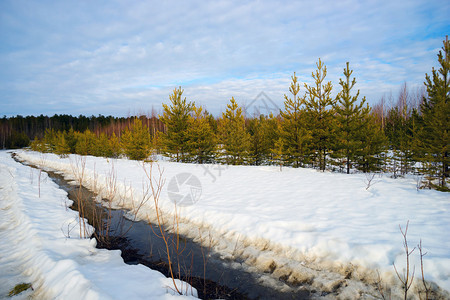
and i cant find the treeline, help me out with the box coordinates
[5,38,449,190]
[0,113,163,149]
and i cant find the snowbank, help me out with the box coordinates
[14,150,450,298]
[0,150,197,299]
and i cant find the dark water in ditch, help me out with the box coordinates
[16,157,309,300]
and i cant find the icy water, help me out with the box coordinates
[16,157,308,299]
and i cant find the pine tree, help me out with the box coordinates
[272,137,284,171]
[264,112,280,163]
[108,132,121,158]
[74,129,97,156]
[415,36,449,189]
[43,128,57,152]
[247,115,275,165]
[121,118,152,161]
[94,132,112,157]
[30,136,45,152]
[247,117,262,165]
[160,87,194,162]
[66,128,77,153]
[185,105,216,163]
[218,97,250,165]
[356,113,386,173]
[334,62,369,174]
[279,72,311,167]
[304,59,336,171]
[54,131,70,157]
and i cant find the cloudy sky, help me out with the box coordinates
[1,0,449,117]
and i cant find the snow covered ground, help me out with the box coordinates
[0,150,197,299]
[9,150,450,299]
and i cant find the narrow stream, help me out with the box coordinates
[16,156,309,299]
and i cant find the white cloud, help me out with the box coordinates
[0,0,448,116]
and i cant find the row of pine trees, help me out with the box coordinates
[30,38,448,190]
[158,61,384,173]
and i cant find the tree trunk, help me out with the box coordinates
[346,154,350,174]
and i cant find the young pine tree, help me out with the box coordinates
[272,137,285,171]
[30,136,45,152]
[160,87,194,162]
[121,118,152,161]
[415,36,449,189]
[279,72,311,167]
[334,62,370,174]
[94,132,112,157]
[304,59,336,171]
[54,131,70,157]
[74,129,97,156]
[66,128,77,154]
[108,132,121,158]
[185,105,216,163]
[357,113,386,173]
[43,128,57,153]
[247,115,275,165]
[264,112,280,163]
[218,97,250,165]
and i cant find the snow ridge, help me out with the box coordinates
[1,151,198,300]
[0,156,101,299]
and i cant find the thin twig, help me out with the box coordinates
[393,221,416,300]
[418,240,430,300]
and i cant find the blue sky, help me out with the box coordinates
[1,0,449,117]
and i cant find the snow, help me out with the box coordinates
[0,150,197,299]
[8,150,450,298]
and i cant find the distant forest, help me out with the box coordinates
[2,38,448,191]
[0,113,163,149]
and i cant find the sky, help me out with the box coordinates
[1,0,449,117]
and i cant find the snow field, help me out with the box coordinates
[15,150,450,299]
[0,151,197,300]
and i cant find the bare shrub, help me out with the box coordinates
[142,162,183,295]
[393,221,415,300]
[375,270,391,300]
[418,240,431,300]
[365,173,378,190]
[70,156,90,238]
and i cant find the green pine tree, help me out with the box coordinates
[74,129,97,156]
[304,58,336,171]
[121,118,152,161]
[218,97,250,165]
[415,36,449,189]
[334,62,370,174]
[247,115,275,165]
[279,72,311,167]
[54,131,70,157]
[94,132,112,157]
[30,136,45,152]
[108,132,121,158]
[160,87,194,162]
[272,137,284,171]
[185,105,216,163]
[66,128,77,153]
[264,112,280,164]
[43,128,57,152]
[356,113,386,173]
